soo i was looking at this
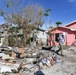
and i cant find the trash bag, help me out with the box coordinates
[34,70,45,75]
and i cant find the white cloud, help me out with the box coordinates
[68,0,76,6]
[68,0,76,3]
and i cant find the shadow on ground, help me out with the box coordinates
[42,46,64,56]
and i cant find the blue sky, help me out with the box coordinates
[0,0,76,29]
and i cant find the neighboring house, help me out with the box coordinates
[36,29,47,45]
[0,25,8,47]
[48,20,76,46]
[30,29,47,45]
[0,30,8,47]
[0,29,4,46]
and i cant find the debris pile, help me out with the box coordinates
[0,46,58,75]
[0,46,76,75]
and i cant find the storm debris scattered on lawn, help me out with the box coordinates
[0,46,76,75]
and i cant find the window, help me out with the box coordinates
[55,33,64,42]
[55,33,59,42]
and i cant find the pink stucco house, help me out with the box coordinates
[48,20,76,46]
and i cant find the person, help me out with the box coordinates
[58,34,64,55]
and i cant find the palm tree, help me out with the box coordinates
[44,9,51,16]
[56,21,62,26]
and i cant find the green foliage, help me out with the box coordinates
[44,13,49,16]
[46,9,51,12]
[26,38,31,45]
[6,4,9,8]
[8,36,16,46]
[36,27,40,30]
[44,9,51,16]
[49,26,53,28]
[9,26,19,33]
[9,27,15,33]
[56,21,62,26]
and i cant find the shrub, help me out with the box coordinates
[26,38,31,45]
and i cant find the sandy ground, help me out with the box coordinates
[41,47,76,75]
[20,46,76,75]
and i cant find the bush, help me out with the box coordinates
[26,38,31,45]
[8,36,16,46]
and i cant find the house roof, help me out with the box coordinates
[65,20,76,27]
[48,26,68,31]
[48,26,76,33]
[48,20,76,33]
[32,28,45,32]
[36,28,45,32]
[56,26,76,31]
[69,28,76,31]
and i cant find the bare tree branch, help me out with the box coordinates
[0,0,44,46]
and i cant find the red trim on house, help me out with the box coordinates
[48,26,71,32]
[48,25,76,33]
[65,20,76,27]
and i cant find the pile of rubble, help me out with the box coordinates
[0,46,59,75]
[0,46,76,75]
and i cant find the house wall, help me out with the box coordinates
[48,27,75,46]
[0,38,4,46]
[66,32,75,46]
[37,31,47,44]
[0,30,8,47]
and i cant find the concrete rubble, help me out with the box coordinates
[0,46,76,75]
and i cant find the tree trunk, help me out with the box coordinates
[15,27,18,47]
